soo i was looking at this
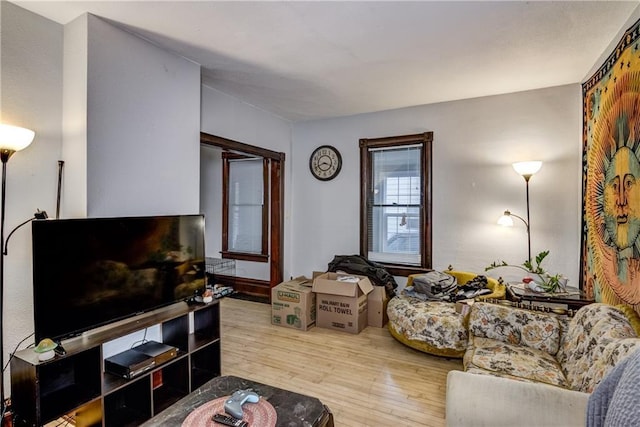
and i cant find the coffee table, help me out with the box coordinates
[141,375,334,426]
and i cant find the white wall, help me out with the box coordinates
[62,14,202,219]
[85,15,201,217]
[1,6,203,396]
[584,5,640,81]
[200,144,223,260]
[291,84,583,286]
[0,1,63,394]
[200,85,293,280]
[62,14,88,218]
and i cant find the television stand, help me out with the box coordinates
[10,301,220,427]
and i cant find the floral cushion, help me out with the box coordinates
[468,302,562,355]
[577,338,640,393]
[557,315,571,349]
[387,295,468,353]
[464,366,539,384]
[555,303,640,392]
[463,301,640,393]
[463,336,568,387]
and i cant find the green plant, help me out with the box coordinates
[485,250,564,292]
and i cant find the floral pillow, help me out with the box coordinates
[468,302,562,355]
[558,304,639,392]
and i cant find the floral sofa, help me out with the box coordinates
[387,270,505,357]
[446,302,640,427]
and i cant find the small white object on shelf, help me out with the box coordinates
[34,338,58,361]
[528,282,546,293]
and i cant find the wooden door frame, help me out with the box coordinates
[200,132,285,297]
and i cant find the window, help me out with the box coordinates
[360,133,432,275]
[222,153,269,262]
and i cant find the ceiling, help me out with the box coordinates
[13,1,640,122]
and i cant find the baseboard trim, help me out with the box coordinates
[213,274,271,299]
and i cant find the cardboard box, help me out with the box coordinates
[271,276,316,331]
[367,286,389,327]
[312,272,374,334]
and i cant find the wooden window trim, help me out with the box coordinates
[201,132,285,162]
[219,251,269,263]
[359,132,433,276]
[201,132,285,292]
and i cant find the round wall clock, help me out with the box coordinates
[309,145,342,181]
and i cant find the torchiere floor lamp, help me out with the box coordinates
[498,161,542,265]
[0,124,35,422]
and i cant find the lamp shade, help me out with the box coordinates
[0,124,35,152]
[512,161,542,177]
[497,211,514,227]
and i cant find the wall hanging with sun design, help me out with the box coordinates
[582,17,640,313]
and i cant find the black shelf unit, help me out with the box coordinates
[104,376,152,427]
[191,342,222,390]
[151,357,190,414]
[10,301,220,427]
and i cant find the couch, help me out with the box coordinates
[387,270,505,357]
[446,302,640,427]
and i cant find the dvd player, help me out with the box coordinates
[132,341,178,366]
[104,348,155,379]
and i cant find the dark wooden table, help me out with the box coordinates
[141,375,334,426]
[506,283,594,311]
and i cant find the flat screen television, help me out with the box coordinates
[32,214,206,343]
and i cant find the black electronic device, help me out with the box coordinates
[211,413,248,427]
[104,348,156,379]
[31,214,206,343]
[132,340,178,366]
[54,342,66,356]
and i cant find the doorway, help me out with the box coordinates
[200,132,284,299]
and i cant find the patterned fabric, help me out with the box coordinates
[616,304,640,336]
[464,302,640,394]
[463,336,568,388]
[580,338,640,394]
[468,302,562,355]
[557,315,571,350]
[464,366,536,384]
[387,295,468,353]
[557,303,639,392]
[390,289,640,394]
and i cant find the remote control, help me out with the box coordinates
[211,413,248,427]
[223,389,260,419]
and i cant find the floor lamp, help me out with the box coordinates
[0,124,35,421]
[498,161,542,265]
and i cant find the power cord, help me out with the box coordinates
[130,327,149,349]
[1,332,35,423]
[2,333,34,372]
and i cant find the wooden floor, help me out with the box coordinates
[219,298,462,427]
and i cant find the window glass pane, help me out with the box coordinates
[372,147,421,205]
[228,159,263,254]
[229,160,263,205]
[369,146,421,265]
[229,205,263,253]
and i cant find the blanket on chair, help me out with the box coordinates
[587,347,640,426]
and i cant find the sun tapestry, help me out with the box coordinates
[582,17,640,313]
